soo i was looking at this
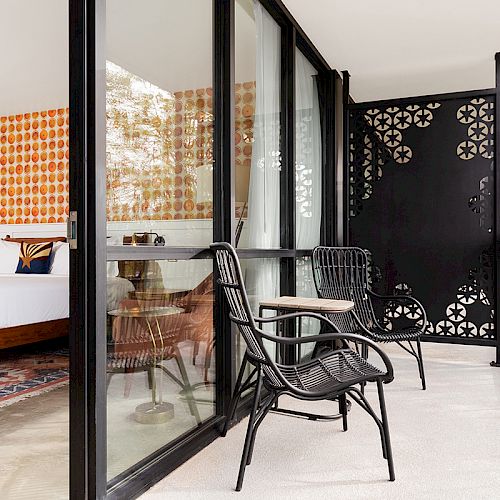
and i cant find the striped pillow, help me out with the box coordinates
[15,242,54,274]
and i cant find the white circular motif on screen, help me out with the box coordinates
[362,182,372,200]
[479,102,494,122]
[427,102,441,110]
[435,320,456,336]
[394,111,412,130]
[366,108,380,116]
[457,141,477,160]
[456,322,477,337]
[374,113,392,131]
[414,108,433,128]
[406,104,420,112]
[471,98,485,105]
[479,290,490,306]
[456,284,477,304]
[456,104,477,124]
[403,304,422,320]
[383,129,402,147]
[480,139,494,159]
[446,302,466,322]
[386,107,399,114]
[479,322,494,337]
[467,122,488,141]
[394,145,412,164]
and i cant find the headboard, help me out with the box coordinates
[3,236,67,244]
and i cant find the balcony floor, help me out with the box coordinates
[142,341,500,500]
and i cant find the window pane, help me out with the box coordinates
[105,0,215,480]
[296,256,320,360]
[295,50,322,249]
[236,258,280,383]
[235,0,281,249]
[107,257,215,479]
[106,0,213,248]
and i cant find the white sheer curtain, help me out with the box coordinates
[242,1,281,357]
[246,1,281,250]
[295,50,323,357]
[295,49,322,249]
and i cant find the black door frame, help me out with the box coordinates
[69,0,336,498]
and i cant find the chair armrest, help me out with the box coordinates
[368,290,427,330]
[254,311,341,333]
[257,330,394,382]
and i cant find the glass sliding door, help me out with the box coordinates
[104,0,216,483]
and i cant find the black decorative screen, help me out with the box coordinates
[348,95,496,343]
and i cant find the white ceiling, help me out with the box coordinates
[283,0,500,102]
[0,0,68,116]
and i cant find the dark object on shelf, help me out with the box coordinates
[312,246,427,390]
[211,242,395,492]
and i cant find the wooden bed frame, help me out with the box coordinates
[0,235,69,349]
[0,319,69,350]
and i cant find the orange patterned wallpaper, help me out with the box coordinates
[106,62,255,222]
[0,108,69,224]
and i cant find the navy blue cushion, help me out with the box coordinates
[15,242,53,274]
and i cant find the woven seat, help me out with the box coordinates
[211,242,396,491]
[279,349,384,393]
[368,326,421,343]
[312,246,428,389]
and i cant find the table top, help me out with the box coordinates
[259,296,354,313]
[108,305,184,318]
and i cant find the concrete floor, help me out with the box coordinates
[142,342,500,500]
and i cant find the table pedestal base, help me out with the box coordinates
[134,402,174,424]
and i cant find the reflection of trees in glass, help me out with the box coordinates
[106,61,176,221]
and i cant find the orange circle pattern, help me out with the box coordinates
[0,108,69,224]
[106,72,255,222]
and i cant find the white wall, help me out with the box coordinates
[0,0,68,116]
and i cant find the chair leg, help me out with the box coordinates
[236,368,263,492]
[377,380,395,481]
[246,393,277,465]
[221,353,248,437]
[173,347,202,425]
[339,393,348,431]
[416,338,426,390]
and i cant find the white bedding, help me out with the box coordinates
[0,274,134,329]
[0,274,69,328]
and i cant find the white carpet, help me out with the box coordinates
[141,342,500,500]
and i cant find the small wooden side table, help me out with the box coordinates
[259,296,354,364]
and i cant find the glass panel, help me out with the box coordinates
[106,258,215,479]
[105,0,215,480]
[234,0,281,249]
[296,257,320,360]
[237,258,280,382]
[106,0,213,248]
[295,49,322,249]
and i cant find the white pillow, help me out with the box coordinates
[51,242,70,275]
[0,240,21,274]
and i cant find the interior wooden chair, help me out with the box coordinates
[211,242,396,491]
[312,246,428,389]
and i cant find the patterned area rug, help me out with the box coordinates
[0,349,69,408]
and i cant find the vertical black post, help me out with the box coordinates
[280,24,296,363]
[492,52,500,367]
[70,0,107,498]
[213,0,236,412]
[319,69,337,246]
[342,70,350,246]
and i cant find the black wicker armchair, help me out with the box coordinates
[211,242,395,491]
[312,246,427,390]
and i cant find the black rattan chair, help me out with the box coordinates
[312,246,427,390]
[211,242,395,491]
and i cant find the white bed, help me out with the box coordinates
[0,274,135,329]
[0,274,69,329]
